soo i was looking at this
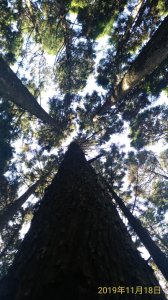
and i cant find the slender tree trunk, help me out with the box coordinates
[148,225,168,252]
[96,15,168,116]
[105,183,168,281]
[0,179,42,232]
[0,56,57,127]
[0,143,166,299]
[149,170,168,180]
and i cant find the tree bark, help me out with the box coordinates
[0,56,57,127]
[0,179,42,232]
[96,15,168,116]
[0,142,166,299]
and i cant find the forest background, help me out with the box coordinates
[0,0,168,295]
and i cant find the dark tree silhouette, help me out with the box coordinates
[0,143,166,299]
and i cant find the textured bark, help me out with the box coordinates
[0,56,57,127]
[106,183,168,281]
[96,15,168,116]
[0,179,42,232]
[0,143,166,300]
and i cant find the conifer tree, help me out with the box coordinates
[0,143,166,299]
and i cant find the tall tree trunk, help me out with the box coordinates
[0,56,57,127]
[103,180,168,281]
[0,179,42,232]
[0,142,166,299]
[96,15,168,116]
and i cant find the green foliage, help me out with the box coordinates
[0,0,23,63]
[77,91,124,144]
[0,99,20,205]
[70,0,88,12]
[0,100,15,172]
[156,0,168,16]
[129,105,168,148]
[76,0,127,39]
[21,2,66,55]
[55,38,95,93]
[0,207,30,279]
[93,144,126,190]
[126,149,168,254]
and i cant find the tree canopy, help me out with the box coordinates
[0,0,168,294]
